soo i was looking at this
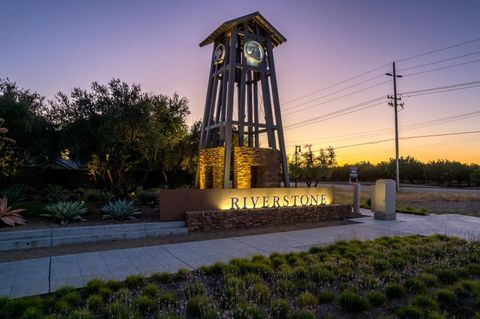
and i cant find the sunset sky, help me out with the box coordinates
[1,0,479,164]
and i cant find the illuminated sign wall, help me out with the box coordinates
[159,187,334,221]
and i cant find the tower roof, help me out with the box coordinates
[199,11,287,48]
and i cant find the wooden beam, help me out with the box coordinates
[260,66,276,149]
[237,22,248,147]
[247,70,253,147]
[223,26,238,188]
[266,39,290,187]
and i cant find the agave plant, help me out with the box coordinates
[0,185,28,203]
[102,199,141,221]
[44,184,70,202]
[42,201,88,225]
[0,197,26,226]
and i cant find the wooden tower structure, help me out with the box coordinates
[197,12,290,189]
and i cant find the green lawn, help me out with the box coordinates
[2,235,480,318]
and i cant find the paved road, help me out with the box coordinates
[2,209,480,298]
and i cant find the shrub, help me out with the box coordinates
[85,279,105,295]
[291,309,315,319]
[70,308,95,319]
[186,295,213,318]
[404,278,427,294]
[419,273,438,286]
[437,269,459,284]
[101,199,141,221]
[371,259,391,273]
[124,274,145,289]
[244,273,263,285]
[233,302,265,319]
[367,290,387,306]
[152,271,173,283]
[156,311,183,319]
[318,290,335,303]
[87,294,103,313]
[106,280,122,291]
[135,295,155,314]
[84,189,115,203]
[250,283,271,304]
[273,279,295,297]
[468,263,480,276]
[18,306,42,319]
[412,295,438,312]
[55,285,76,295]
[437,288,457,306]
[99,287,113,299]
[397,305,423,319]
[54,299,73,313]
[43,201,87,225]
[184,282,206,299]
[296,292,317,309]
[159,292,177,309]
[107,301,141,319]
[339,292,370,313]
[175,268,189,281]
[61,290,82,306]
[310,265,334,284]
[144,283,160,297]
[220,275,244,308]
[135,189,159,206]
[271,299,289,319]
[0,197,26,226]
[201,262,226,276]
[386,283,406,299]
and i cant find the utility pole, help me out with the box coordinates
[294,145,301,188]
[386,62,404,192]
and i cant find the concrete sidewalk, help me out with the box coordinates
[2,209,480,298]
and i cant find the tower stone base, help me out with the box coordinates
[198,146,281,189]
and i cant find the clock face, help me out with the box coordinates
[214,44,225,65]
[244,40,264,66]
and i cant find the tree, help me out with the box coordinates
[48,79,191,195]
[289,145,336,187]
[0,79,57,163]
[0,117,22,180]
[399,156,424,184]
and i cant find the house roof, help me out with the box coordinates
[199,11,287,48]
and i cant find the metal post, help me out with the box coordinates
[294,145,301,187]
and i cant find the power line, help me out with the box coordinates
[395,37,480,63]
[286,109,480,145]
[403,58,480,77]
[333,130,480,150]
[281,37,480,111]
[283,74,384,111]
[283,81,390,116]
[399,50,480,71]
[285,98,386,130]
[282,63,390,105]
[404,84,480,98]
[399,80,480,96]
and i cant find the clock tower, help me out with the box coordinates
[197,12,290,189]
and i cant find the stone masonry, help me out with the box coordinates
[198,146,281,189]
[185,204,355,232]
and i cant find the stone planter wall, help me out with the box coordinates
[186,204,355,232]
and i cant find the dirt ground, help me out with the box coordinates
[335,188,480,216]
[0,219,359,262]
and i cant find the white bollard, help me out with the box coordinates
[372,179,396,220]
[353,183,361,214]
